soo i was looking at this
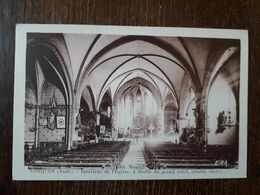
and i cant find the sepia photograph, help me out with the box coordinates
[12,25,248,180]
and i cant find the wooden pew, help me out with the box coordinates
[143,141,237,169]
[29,160,111,168]
[28,141,131,169]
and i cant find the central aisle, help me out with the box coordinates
[120,141,148,168]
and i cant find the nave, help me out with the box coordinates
[24,32,240,170]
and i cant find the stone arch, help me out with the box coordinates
[113,77,163,108]
[75,36,201,95]
[26,38,74,149]
[204,52,240,146]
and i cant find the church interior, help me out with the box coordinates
[24,33,240,169]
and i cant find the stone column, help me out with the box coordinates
[111,105,118,139]
[67,105,75,150]
[194,94,205,148]
[176,109,179,132]
[203,100,208,148]
[95,111,100,137]
[34,105,39,148]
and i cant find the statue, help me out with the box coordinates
[216,111,226,133]
[47,111,55,130]
[75,113,81,130]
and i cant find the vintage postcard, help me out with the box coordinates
[13,24,248,180]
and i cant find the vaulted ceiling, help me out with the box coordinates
[27,33,239,109]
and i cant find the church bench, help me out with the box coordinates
[47,158,114,166]
[49,155,119,165]
[156,163,229,169]
[29,161,111,168]
[143,141,238,169]
[64,151,124,160]
[27,141,130,168]
[153,159,218,169]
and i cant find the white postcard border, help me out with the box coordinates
[13,24,248,180]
